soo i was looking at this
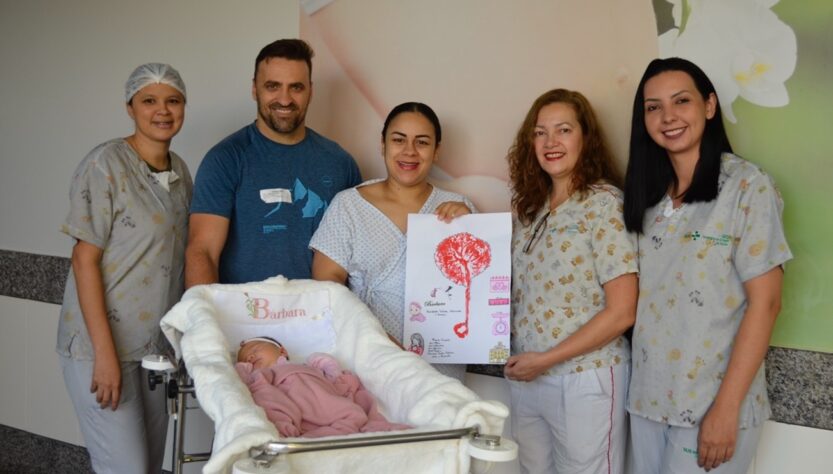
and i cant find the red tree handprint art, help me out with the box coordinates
[434,232,492,338]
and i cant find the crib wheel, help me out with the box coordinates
[467,435,518,463]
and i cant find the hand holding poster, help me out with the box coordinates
[404,213,511,364]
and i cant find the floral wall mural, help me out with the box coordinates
[655,0,797,123]
[655,0,833,351]
[302,0,833,352]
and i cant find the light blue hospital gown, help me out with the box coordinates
[310,178,475,380]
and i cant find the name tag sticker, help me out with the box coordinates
[260,188,292,204]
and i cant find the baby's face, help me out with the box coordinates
[238,341,288,369]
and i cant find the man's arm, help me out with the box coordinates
[185,213,230,288]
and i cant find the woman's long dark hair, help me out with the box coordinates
[623,57,733,233]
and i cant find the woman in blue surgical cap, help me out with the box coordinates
[57,63,192,474]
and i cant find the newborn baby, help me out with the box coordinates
[235,337,410,438]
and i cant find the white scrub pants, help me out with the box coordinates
[510,364,629,474]
[61,356,167,474]
[628,414,763,474]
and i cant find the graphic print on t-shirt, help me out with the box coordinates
[262,177,328,233]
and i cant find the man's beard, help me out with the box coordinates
[258,101,306,135]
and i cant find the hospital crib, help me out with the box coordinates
[145,276,516,473]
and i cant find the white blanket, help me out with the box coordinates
[160,277,508,474]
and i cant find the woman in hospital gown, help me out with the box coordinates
[310,102,473,380]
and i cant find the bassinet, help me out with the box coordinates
[157,276,511,473]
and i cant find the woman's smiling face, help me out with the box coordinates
[642,70,717,162]
[533,102,584,187]
[382,111,439,188]
[127,83,185,144]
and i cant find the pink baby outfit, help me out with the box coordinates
[235,353,410,438]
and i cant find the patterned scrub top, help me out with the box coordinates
[511,184,638,376]
[628,154,792,428]
[309,178,475,379]
[57,139,192,361]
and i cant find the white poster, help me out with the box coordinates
[404,213,512,364]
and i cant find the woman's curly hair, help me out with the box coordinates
[507,89,622,226]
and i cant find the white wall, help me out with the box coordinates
[0,297,82,443]
[0,0,299,256]
[0,0,297,471]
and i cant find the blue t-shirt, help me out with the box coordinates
[191,123,361,283]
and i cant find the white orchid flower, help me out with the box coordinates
[659,0,796,123]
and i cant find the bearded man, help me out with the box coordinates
[187,39,360,285]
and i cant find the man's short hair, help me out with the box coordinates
[254,38,314,79]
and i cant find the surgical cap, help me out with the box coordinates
[124,63,187,103]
